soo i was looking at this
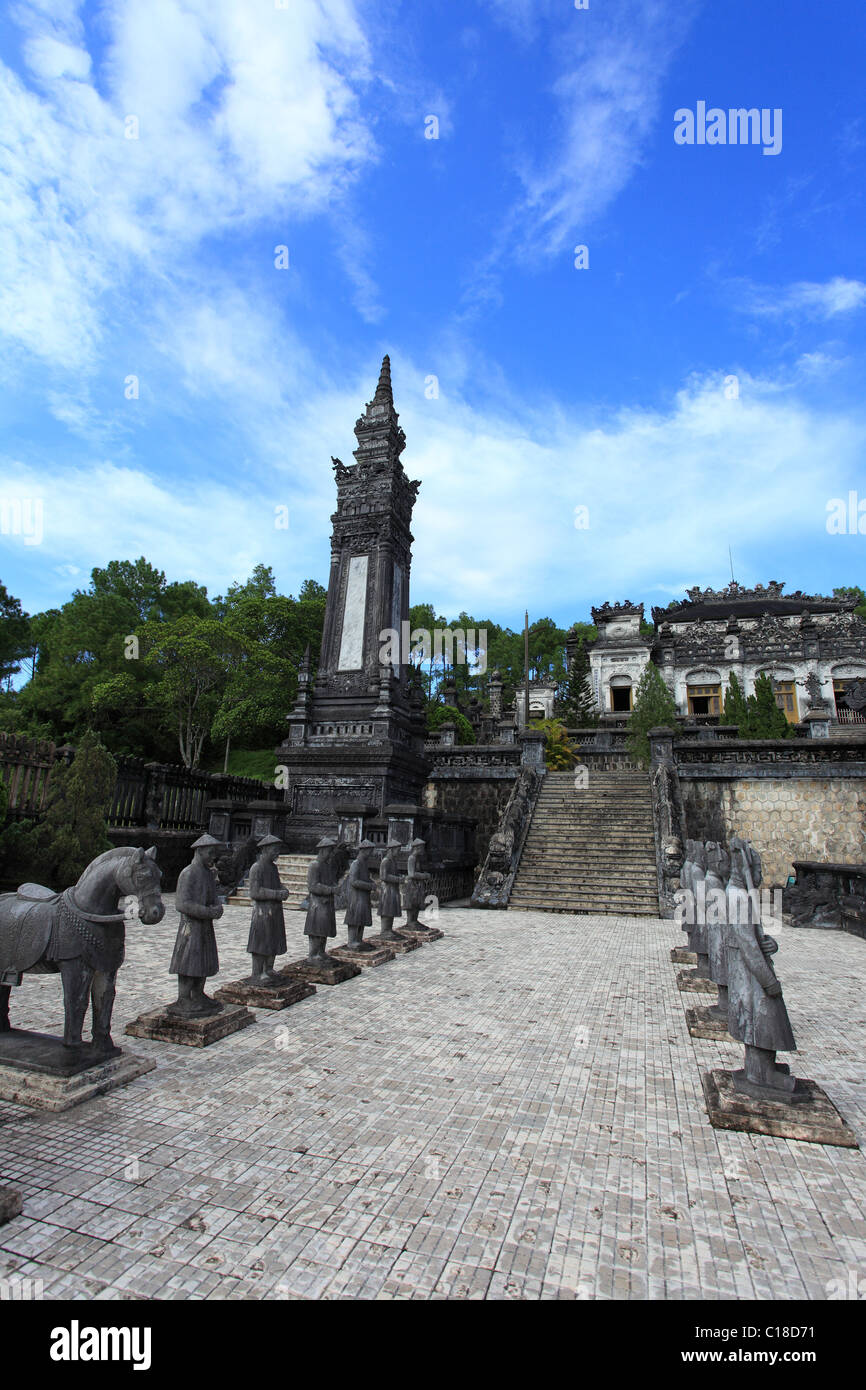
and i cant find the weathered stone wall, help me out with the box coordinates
[681,777,866,887]
[426,778,514,869]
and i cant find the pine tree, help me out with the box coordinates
[741,673,792,739]
[29,731,117,887]
[723,671,749,730]
[626,664,679,767]
[561,638,598,727]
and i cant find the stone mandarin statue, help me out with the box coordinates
[404,837,433,932]
[704,840,731,1019]
[304,836,337,964]
[344,839,375,953]
[168,834,224,1017]
[725,836,798,1097]
[246,834,289,984]
[377,837,405,942]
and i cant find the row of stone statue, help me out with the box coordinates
[679,836,798,1099]
[168,833,434,1018]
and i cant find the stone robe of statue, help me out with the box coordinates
[377,849,403,921]
[704,842,730,989]
[403,848,430,913]
[344,853,374,929]
[247,856,288,957]
[304,853,336,939]
[170,856,222,979]
[725,840,796,1055]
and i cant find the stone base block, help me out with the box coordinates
[676,969,717,995]
[331,943,395,968]
[279,956,362,987]
[670,947,697,965]
[399,925,444,942]
[686,1006,735,1042]
[0,1029,156,1112]
[366,932,421,955]
[701,1069,859,1147]
[125,1003,254,1047]
[214,977,316,1010]
[0,1187,23,1224]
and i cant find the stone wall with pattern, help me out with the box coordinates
[681,776,866,887]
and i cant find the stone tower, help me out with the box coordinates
[276,356,429,848]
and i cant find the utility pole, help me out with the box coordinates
[524,610,530,728]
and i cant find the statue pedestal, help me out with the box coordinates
[125,1003,254,1048]
[331,942,395,968]
[0,1187,22,1224]
[686,1006,735,1041]
[214,977,316,1011]
[398,925,444,943]
[676,969,716,995]
[279,956,361,987]
[701,1069,858,1147]
[670,946,697,965]
[0,1030,155,1112]
[366,932,421,955]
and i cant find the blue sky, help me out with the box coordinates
[1,0,865,630]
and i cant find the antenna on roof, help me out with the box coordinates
[728,545,736,584]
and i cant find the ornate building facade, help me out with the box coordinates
[579,582,866,730]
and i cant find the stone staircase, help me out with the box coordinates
[227,854,314,909]
[509,770,660,915]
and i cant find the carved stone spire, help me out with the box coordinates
[373,354,393,407]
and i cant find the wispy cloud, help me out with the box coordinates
[733,276,866,322]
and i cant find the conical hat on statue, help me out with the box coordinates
[191,833,222,849]
[316,835,338,848]
[357,838,375,849]
[410,837,426,848]
[257,833,283,847]
[385,838,402,849]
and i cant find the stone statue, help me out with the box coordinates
[0,846,164,1051]
[168,834,225,1017]
[725,836,798,1098]
[682,840,710,973]
[246,834,289,983]
[344,839,375,952]
[403,837,433,932]
[377,838,405,942]
[704,841,731,1019]
[304,836,337,963]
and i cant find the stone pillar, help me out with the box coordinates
[519,730,547,770]
[648,726,676,767]
[489,669,503,720]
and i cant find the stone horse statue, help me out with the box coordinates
[0,846,165,1053]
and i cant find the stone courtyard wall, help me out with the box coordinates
[680,772,866,888]
[426,776,514,870]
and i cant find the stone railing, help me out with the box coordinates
[0,732,73,820]
[110,757,281,831]
[669,736,866,779]
[470,766,543,909]
[784,860,866,940]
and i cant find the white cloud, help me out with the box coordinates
[735,277,866,322]
[0,0,375,367]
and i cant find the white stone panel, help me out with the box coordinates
[337,554,369,670]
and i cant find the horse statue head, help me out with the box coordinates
[72,845,166,925]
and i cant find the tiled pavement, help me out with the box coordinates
[0,899,864,1300]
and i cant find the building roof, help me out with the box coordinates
[652,580,856,625]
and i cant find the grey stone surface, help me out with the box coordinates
[0,1049,155,1112]
[1,895,865,1299]
[0,1187,22,1225]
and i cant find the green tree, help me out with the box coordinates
[24,732,117,888]
[0,582,31,688]
[530,717,575,770]
[834,586,866,620]
[723,671,749,729]
[741,673,793,739]
[143,615,244,768]
[427,703,475,745]
[626,663,678,767]
[560,637,598,727]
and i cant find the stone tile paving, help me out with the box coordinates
[0,897,864,1300]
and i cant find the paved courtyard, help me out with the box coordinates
[0,900,864,1300]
